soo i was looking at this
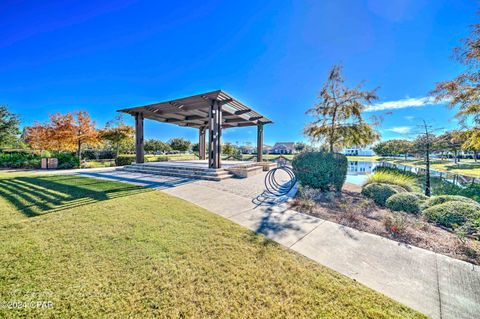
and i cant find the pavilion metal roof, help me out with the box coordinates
[117,90,273,129]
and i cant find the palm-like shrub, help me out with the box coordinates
[361,183,406,206]
[386,192,423,214]
[365,170,418,192]
[292,152,347,192]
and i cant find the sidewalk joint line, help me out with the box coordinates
[434,253,443,319]
[289,220,326,249]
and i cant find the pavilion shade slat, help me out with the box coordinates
[117,90,272,128]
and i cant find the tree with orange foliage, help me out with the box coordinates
[71,111,99,160]
[24,111,99,160]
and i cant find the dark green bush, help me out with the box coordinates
[55,153,80,169]
[386,192,423,214]
[0,152,41,168]
[421,195,480,210]
[361,183,406,206]
[423,201,480,230]
[115,155,137,166]
[292,152,347,191]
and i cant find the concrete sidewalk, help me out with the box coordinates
[79,170,480,319]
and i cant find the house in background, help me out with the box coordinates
[342,145,375,156]
[240,144,272,154]
[271,142,296,154]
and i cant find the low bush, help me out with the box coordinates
[0,152,41,168]
[365,170,418,192]
[55,152,80,169]
[361,183,406,206]
[292,152,347,192]
[423,202,480,232]
[421,195,480,210]
[386,192,423,214]
[115,155,137,166]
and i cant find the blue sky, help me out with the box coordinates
[0,0,477,145]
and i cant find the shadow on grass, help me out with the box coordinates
[0,175,152,218]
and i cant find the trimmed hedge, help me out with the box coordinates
[115,155,136,166]
[421,195,480,210]
[361,183,406,206]
[56,152,80,169]
[386,192,423,214]
[0,152,41,168]
[423,201,480,230]
[292,152,347,192]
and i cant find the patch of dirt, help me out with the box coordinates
[291,184,480,265]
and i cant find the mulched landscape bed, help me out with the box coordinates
[290,183,480,265]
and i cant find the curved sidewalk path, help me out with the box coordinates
[79,170,480,319]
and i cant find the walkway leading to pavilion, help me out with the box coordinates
[78,169,480,319]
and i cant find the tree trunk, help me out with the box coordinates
[474,150,478,162]
[425,145,431,197]
[77,140,82,161]
[454,150,458,163]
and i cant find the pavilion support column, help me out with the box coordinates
[257,122,264,162]
[199,127,206,160]
[135,112,144,164]
[208,100,222,168]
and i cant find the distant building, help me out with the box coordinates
[342,146,375,156]
[240,144,272,154]
[271,142,296,154]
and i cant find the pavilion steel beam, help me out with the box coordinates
[257,123,263,163]
[208,100,222,168]
[199,127,206,160]
[135,112,145,164]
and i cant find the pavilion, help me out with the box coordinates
[118,90,273,169]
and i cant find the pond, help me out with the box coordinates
[345,161,378,186]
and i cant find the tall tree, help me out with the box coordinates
[100,116,134,157]
[431,21,480,150]
[169,138,191,152]
[437,130,466,163]
[462,129,480,162]
[0,106,20,147]
[305,64,380,152]
[414,121,438,197]
[71,111,99,160]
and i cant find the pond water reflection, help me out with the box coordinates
[346,161,378,186]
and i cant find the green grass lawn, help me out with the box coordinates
[0,173,424,318]
[380,157,480,178]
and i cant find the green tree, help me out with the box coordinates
[294,142,307,153]
[100,116,134,157]
[0,106,20,148]
[222,142,239,155]
[304,64,380,152]
[144,139,171,154]
[437,131,466,163]
[169,138,191,152]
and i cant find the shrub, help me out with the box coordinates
[55,152,80,169]
[386,192,423,214]
[292,152,347,191]
[361,183,406,206]
[0,152,41,168]
[423,202,480,231]
[421,195,480,210]
[365,170,418,192]
[115,155,136,166]
[384,213,408,237]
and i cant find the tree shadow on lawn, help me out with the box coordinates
[0,175,152,218]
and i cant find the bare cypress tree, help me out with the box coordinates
[305,65,380,152]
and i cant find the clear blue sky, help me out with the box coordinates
[0,0,477,145]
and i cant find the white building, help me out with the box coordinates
[342,146,375,156]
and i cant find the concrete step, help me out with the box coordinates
[117,166,234,181]
[123,165,232,177]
